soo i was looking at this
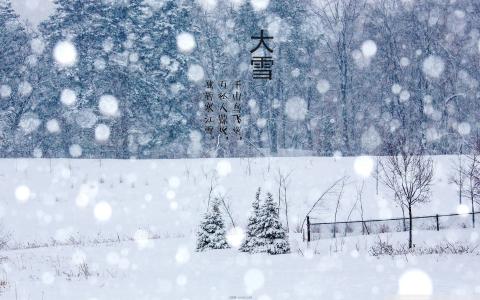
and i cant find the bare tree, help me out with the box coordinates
[449,150,466,205]
[216,194,236,228]
[332,178,346,238]
[277,168,293,232]
[462,137,480,228]
[379,152,434,248]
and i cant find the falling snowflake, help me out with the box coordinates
[99,95,119,117]
[354,156,374,178]
[41,272,55,285]
[94,201,112,221]
[457,122,471,136]
[0,85,12,98]
[250,0,270,11]
[176,32,196,54]
[19,113,41,134]
[226,227,245,248]
[398,269,433,296]
[361,40,377,58]
[15,185,31,203]
[60,88,77,106]
[285,96,307,121]
[391,84,402,95]
[197,0,217,11]
[30,38,45,55]
[175,246,190,264]
[53,41,77,67]
[457,204,470,215]
[216,160,232,177]
[168,177,181,189]
[69,144,82,158]
[134,229,152,249]
[95,124,111,142]
[422,55,445,78]
[316,79,330,94]
[18,81,32,97]
[46,119,61,134]
[361,126,381,152]
[187,64,205,82]
[400,57,410,67]
[399,90,410,102]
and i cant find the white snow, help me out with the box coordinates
[94,201,112,221]
[398,269,433,296]
[226,227,246,248]
[197,0,217,11]
[285,96,307,121]
[399,89,410,102]
[69,144,82,157]
[18,81,32,97]
[168,176,181,189]
[95,123,111,142]
[361,40,377,58]
[176,32,196,54]
[457,122,471,136]
[422,55,445,78]
[250,0,270,11]
[316,79,330,94]
[19,113,41,134]
[187,64,205,82]
[400,57,410,67]
[99,95,119,117]
[53,41,78,67]
[30,38,45,55]
[46,119,61,133]
[353,155,374,178]
[457,204,470,215]
[216,159,232,177]
[361,126,382,152]
[391,83,402,94]
[14,185,30,203]
[0,84,12,98]
[60,88,77,106]
[175,246,191,264]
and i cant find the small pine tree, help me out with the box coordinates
[196,199,229,251]
[257,192,290,255]
[239,188,263,253]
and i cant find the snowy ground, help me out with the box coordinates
[1,230,479,299]
[0,156,478,299]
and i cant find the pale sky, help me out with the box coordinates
[11,0,55,25]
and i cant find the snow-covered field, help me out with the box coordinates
[1,230,479,299]
[0,156,478,299]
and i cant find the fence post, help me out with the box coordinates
[362,221,365,235]
[436,214,439,231]
[306,216,311,242]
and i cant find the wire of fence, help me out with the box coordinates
[305,211,480,242]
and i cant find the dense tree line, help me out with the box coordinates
[0,0,479,158]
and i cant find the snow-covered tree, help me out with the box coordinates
[196,199,229,251]
[239,188,263,253]
[257,192,290,255]
[0,0,33,156]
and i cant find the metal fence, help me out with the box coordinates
[305,211,480,242]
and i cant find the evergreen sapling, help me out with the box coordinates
[196,199,229,251]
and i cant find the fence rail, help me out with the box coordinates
[305,211,479,242]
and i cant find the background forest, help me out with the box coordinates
[1,0,479,159]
